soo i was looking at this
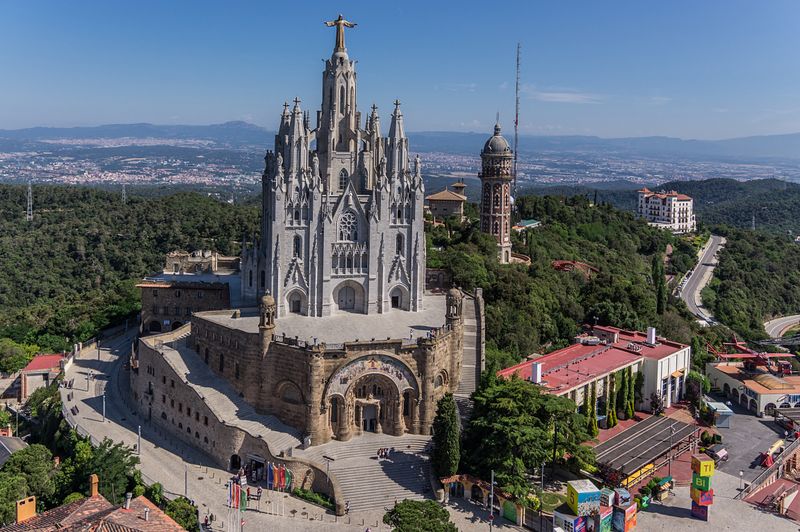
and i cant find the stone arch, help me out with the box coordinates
[148,320,162,333]
[293,234,302,258]
[723,383,730,396]
[750,398,759,412]
[471,484,485,504]
[731,388,739,402]
[276,380,304,405]
[171,321,183,331]
[230,454,241,471]
[338,210,358,241]
[765,403,777,416]
[740,393,748,406]
[339,169,349,191]
[780,402,791,409]
[333,280,366,314]
[389,284,410,311]
[286,289,307,315]
[450,482,465,498]
[435,369,449,388]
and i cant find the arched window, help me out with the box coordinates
[339,169,349,190]
[294,209,300,222]
[396,233,404,256]
[493,221,499,235]
[339,86,345,112]
[293,235,302,258]
[338,211,358,241]
[248,270,252,287]
[361,253,368,270]
[330,397,339,423]
[403,391,411,416]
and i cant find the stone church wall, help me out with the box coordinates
[131,334,346,514]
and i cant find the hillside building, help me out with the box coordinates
[425,183,467,222]
[636,188,696,233]
[498,325,690,415]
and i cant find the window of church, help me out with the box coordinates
[339,86,345,112]
[361,253,368,269]
[403,391,411,416]
[339,169,349,191]
[396,233,404,255]
[338,211,358,241]
[294,209,300,223]
[330,397,339,423]
[346,254,353,270]
[293,235,302,258]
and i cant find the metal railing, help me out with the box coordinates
[736,436,800,499]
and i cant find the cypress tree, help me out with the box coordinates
[607,375,618,428]
[626,367,636,419]
[617,369,628,419]
[431,393,460,477]
[587,382,599,438]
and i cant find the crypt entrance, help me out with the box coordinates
[325,355,419,441]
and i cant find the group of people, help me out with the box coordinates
[376,447,395,459]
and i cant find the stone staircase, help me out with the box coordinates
[297,433,432,512]
[455,294,481,420]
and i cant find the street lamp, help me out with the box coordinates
[739,470,744,491]
[668,426,676,478]
[102,392,106,422]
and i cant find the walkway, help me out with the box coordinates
[455,294,481,420]
[296,432,432,512]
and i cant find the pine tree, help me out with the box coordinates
[431,393,460,477]
[652,254,667,315]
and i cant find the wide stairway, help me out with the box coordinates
[297,433,432,512]
[454,295,480,420]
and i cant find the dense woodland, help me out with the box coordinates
[703,226,800,339]
[0,184,258,367]
[428,195,700,369]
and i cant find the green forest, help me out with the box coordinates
[703,226,800,339]
[428,195,700,369]
[0,184,258,366]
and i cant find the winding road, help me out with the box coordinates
[679,234,726,325]
[764,315,800,338]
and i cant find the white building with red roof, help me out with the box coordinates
[20,354,64,401]
[637,188,696,234]
[497,325,691,414]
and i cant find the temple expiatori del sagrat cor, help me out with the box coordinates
[129,15,485,511]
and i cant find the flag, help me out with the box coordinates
[267,462,273,490]
[285,468,293,491]
[280,464,286,490]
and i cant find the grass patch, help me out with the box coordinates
[539,492,566,513]
[291,487,334,510]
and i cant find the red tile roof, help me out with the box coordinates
[425,189,467,202]
[497,325,687,394]
[22,354,64,373]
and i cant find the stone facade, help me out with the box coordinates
[479,122,514,263]
[240,23,425,317]
[138,281,230,334]
[188,289,466,446]
[164,250,239,275]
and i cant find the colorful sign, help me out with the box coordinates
[690,487,714,506]
[691,472,712,491]
[691,501,709,521]
[690,454,715,476]
[566,479,601,516]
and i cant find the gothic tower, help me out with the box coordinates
[479,121,514,263]
[240,15,425,316]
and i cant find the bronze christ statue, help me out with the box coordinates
[324,14,356,52]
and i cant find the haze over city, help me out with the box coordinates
[2,0,800,139]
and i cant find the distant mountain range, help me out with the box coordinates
[3,121,800,161]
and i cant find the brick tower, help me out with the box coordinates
[479,121,514,263]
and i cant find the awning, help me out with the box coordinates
[671,370,684,378]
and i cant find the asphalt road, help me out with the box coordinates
[764,315,800,338]
[679,234,725,325]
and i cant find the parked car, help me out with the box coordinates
[705,444,729,463]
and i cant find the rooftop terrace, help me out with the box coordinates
[197,293,447,345]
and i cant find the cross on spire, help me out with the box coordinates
[293,97,302,107]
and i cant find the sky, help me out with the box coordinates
[1,1,800,139]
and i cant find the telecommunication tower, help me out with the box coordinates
[512,42,521,209]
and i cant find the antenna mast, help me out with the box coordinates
[513,43,521,208]
[26,181,33,222]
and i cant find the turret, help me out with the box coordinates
[259,293,276,356]
[385,100,408,179]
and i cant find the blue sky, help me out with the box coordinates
[1,0,799,139]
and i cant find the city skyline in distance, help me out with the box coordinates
[2,1,800,140]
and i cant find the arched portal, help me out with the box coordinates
[286,290,307,315]
[389,285,409,310]
[171,321,183,331]
[148,320,162,333]
[333,281,365,314]
[765,403,777,416]
[723,383,730,396]
[325,354,419,440]
[230,454,241,471]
